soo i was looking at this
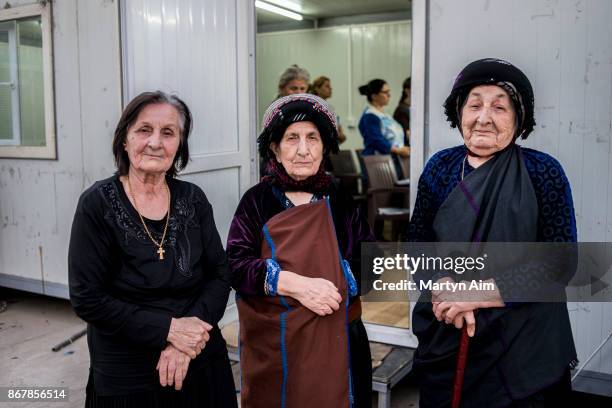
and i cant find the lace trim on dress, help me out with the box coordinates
[97,179,205,277]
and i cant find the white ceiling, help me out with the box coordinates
[257,0,411,24]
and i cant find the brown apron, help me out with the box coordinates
[237,199,354,408]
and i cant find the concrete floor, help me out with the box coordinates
[0,287,419,408]
[0,288,88,408]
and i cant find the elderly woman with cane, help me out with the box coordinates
[408,58,577,407]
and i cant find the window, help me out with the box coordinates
[0,3,55,159]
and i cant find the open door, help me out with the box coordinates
[255,0,416,347]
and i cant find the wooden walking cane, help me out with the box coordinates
[451,326,470,408]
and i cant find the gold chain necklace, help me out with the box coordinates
[127,176,171,260]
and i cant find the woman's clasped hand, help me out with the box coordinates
[277,271,342,316]
[166,317,213,358]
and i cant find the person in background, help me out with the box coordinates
[393,77,411,147]
[277,64,310,98]
[260,64,313,178]
[310,75,347,144]
[358,79,409,177]
[69,91,236,407]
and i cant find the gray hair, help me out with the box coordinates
[149,91,189,134]
[278,64,310,90]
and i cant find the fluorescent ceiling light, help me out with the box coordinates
[264,0,303,13]
[255,0,304,21]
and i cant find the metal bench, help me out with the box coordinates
[372,347,415,408]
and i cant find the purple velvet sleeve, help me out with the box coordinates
[226,190,268,296]
[228,185,376,297]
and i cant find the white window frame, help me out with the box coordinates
[0,3,55,159]
[0,21,20,145]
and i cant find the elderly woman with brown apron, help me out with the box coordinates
[408,59,577,407]
[227,94,374,407]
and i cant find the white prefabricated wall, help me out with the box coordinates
[419,0,612,375]
[0,0,122,298]
[0,0,255,313]
[256,21,411,151]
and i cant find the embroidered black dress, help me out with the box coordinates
[68,175,237,407]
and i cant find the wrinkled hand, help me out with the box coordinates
[277,271,342,316]
[157,344,191,390]
[296,277,343,316]
[431,277,478,336]
[432,277,504,323]
[431,277,455,304]
[432,281,480,331]
[434,300,480,323]
[433,300,478,337]
[451,311,476,337]
[167,317,212,359]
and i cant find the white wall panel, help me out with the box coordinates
[180,168,240,246]
[425,0,612,375]
[0,167,55,282]
[122,0,240,155]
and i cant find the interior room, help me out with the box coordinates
[254,0,413,343]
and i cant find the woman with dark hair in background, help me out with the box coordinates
[69,91,236,407]
[358,79,409,178]
[393,77,411,147]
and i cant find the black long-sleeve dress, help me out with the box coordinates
[68,175,236,407]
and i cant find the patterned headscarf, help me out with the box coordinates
[258,94,338,193]
[443,58,536,140]
[258,93,339,161]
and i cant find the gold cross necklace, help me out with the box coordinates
[127,176,171,260]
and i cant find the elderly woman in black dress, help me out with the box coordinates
[408,59,577,407]
[69,91,236,407]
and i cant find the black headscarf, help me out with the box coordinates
[443,58,536,140]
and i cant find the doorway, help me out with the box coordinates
[255,0,415,347]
